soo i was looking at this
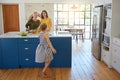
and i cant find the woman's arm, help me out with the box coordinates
[44,33,56,54]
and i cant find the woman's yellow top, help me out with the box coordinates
[40,17,52,31]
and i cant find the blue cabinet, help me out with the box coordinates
[1,38,19,68]
[0,39,2,68]
[51,37,72,67]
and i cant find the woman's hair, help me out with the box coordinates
[40,23,47,31]
[41,10,48,19]
[28,12,40,21]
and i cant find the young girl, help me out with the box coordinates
[35,23,56,77]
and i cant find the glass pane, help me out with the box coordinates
[63,4,68,11]
[80,5,85,11]
[54,18,57,25]
[80,19,84,24]
[86,4,90,11]
[85,12,90,19]
[69,19,74,26]
[54,12,57,18]
[80,12,84,18]
[69,4,74,11]
[75,12,79,18]
[69,12,74,19]
[63,12,68,18]
[54,4,57,11]
[85,19,90,25]
[75,19,79,24]
[69,11,74,26]
[58,12,68,24]
[58,4,62,11]
[75,12,79,24]
[62,18,68,24]
[58,12,62,19]
[85,26,90,32]
[58,19,62,24]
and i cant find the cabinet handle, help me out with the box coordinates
[25,48,29,50]
[24,39,28,42]
[25,58,29,61]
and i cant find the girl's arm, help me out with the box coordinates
[44,33,56,54]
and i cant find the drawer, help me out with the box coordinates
[20,54,44,67]
[101,46,110,65]
[19,44,38,54]
[113,38,120,46]
[112,57,120,73]
[112,45,120,56]
[102,53,109,65]
[20,54,35,65]
[18,38,39,44]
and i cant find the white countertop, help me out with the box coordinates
[0,31,72,38]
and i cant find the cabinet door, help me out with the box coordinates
[0,39,2,68]
[51,37,72,68]
[1,38,19,68]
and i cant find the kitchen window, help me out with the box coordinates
[54,4,94,39]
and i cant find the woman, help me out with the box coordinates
[40,10,52,32]
[25,12,40,31]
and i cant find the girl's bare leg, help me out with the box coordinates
[42,61,51,76]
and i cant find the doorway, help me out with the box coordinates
[2,4,20,33]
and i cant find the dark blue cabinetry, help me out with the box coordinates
[0,39,2,68]
[0,37,72,68]
[51,37,72,67]
[1,38,19,68]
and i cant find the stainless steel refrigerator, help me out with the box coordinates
[91,5,105,60]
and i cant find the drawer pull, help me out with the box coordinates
[25,58,29,61]
[24,39,28,42]
[25,48,29,50]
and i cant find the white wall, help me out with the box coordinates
[0,3,3,34]
[19,3,25,32]
[111,0,120,37]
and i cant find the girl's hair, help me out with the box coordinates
[41,10,48,19]
[40,23,47,31]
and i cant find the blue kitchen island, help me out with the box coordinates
[0,32,72,69]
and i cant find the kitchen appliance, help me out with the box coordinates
[91,5,106,60]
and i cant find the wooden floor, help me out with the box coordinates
[0,40,120,80]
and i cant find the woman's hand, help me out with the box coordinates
[52,48,57,54]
